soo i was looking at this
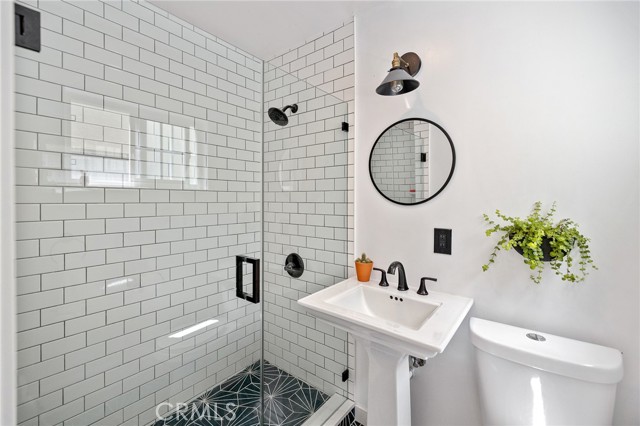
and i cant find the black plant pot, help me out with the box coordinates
[512,236,564,262]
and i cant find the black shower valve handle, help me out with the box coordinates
[284,253,304,278]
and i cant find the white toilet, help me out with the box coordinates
[470,317,623,425]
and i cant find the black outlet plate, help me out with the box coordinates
[15,3,40,52]
[434,228,452,255]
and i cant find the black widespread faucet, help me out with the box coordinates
[387,261,409,291]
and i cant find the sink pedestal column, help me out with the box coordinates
[363,340,412,426]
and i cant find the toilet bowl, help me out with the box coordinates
[470,317,623,426]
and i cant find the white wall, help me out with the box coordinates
[354,2,639,425]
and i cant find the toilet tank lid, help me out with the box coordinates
[470,317,623,385]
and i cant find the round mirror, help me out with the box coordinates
[369,118,455,205]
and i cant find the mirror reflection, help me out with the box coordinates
[369,119,455,205]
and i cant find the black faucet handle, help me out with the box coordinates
[373,268,389,287]
[417,277,437,295]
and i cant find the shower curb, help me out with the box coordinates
[302,394,356,426]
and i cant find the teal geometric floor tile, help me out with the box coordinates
[337,408,362,426]
[153,361,328,426]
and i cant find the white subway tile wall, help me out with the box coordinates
[263,22,355,398]
[14,1,264,425]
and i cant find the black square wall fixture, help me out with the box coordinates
[434,228,452,255]
[15,3,41,52]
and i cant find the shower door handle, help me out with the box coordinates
[236,255,260,304]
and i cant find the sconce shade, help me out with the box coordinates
[376,67,420,96]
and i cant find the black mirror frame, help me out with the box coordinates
[369,118,456,206]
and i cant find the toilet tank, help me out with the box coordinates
[470,317,623,426]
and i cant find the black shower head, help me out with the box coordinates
[268,104,298,126]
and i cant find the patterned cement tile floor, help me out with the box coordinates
[153,361,330,426]
[337,410,362,426]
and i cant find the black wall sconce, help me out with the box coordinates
[376,52,421,96]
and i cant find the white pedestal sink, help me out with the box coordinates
[298,277,473,425]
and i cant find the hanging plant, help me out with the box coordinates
[482,202,597,284]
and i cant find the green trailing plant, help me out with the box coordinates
[482,202,596,284]
[355,252,373,263]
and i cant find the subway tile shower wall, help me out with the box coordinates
[263,23,355,398]
[14,1,263,425]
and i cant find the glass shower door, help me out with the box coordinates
[13,0,265,423]
[261,61,351,424]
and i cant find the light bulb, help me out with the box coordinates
[390,80,404,94]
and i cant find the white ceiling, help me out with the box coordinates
[149,1,383,60]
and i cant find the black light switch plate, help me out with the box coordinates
[15,3,41,52]
[434,228,452,255]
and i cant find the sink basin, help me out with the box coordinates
[326,285,441,331]
[298,276,473,359]
[299,276,473,425]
